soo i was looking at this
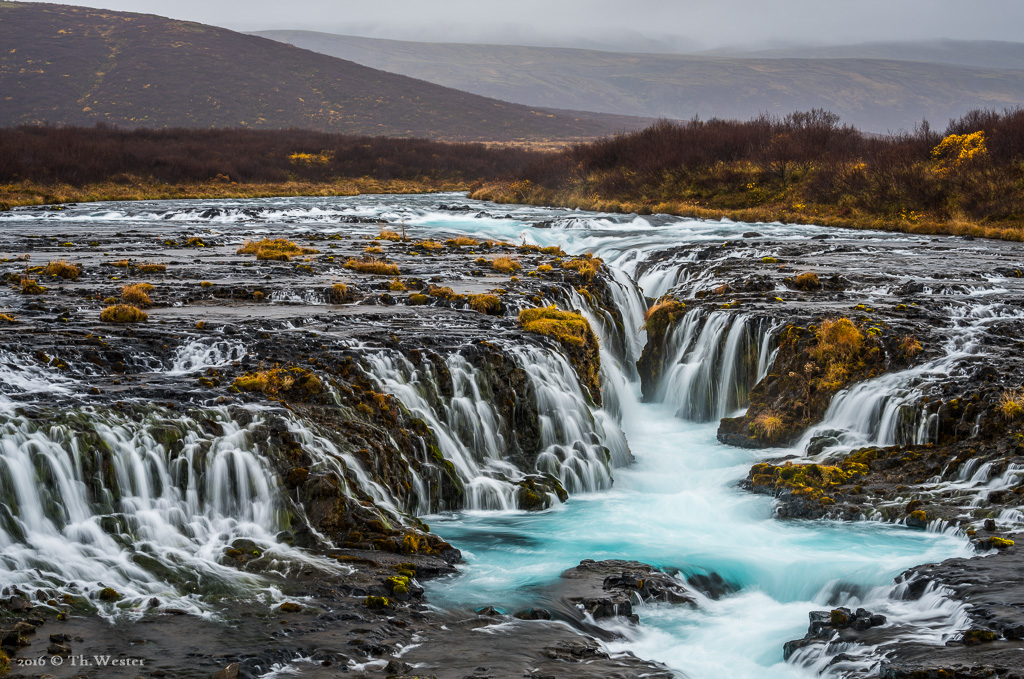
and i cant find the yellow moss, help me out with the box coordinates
[900,334,923,358]
[364,245,384,255]
[233,366,323,398]
[377,229,402,242]
[99,304,147,323]
[0,313,16,323]
[536,264,553,273]
[408,294,429,305]
[388,278,407,291]
[237,238,318,261]
[109,258,132,268]
[519,306,593,348]
[643,297,686,336]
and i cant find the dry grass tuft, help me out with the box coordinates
[998,390,1024,421]
[468,294,501,315]
[137,263,167,274]
[43,259,80,279]
[121,283,153,307]
[345,258,400,275]
[445,236,479,247]
[793,272,821,290]
[237,238,318,261]
[490,256,521,273]
[99,304,148,323]
[753,410,785,443]
[19,277,45,294]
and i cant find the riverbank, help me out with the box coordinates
[468,181,1024,242]
[0,178,469,210]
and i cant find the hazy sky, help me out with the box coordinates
[18,0,1024,50]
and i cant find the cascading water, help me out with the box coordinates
[801,301,1024,451]
[363,343,630,511]
[0,194,982,677]
[651,310,779,422]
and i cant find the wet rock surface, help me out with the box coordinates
[0,199,654,677]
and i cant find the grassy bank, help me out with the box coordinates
[0,178,469,210]
[468,181,1024,241]
[470,109,1024,242]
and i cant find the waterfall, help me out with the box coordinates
[802,301,1024,451]
[363,344,629,511]
[653,310,780,422]
[0,405,357,615]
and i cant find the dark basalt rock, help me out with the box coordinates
[783,607,887,660]
[548,559,696,626]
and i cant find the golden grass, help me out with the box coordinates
[900,334,923,358]
[364,246,384,255]
[345,259,400,275]
[99,304,148,323]
[490,256,521,273]
[446,236,479,247]
[468,294,501,315]
[19,277,45,294]
[121,283,153,307]
[388,278,407,291]
[237,238,318,261]
[0,313,16,323]
[0,179,469,213]
[998,389,1024,421]
[43,259,80,279]
[415,240,444,252]
[752,410,785,443]
[377,229,402,242]
[536,264,553,273]
[812,317,866,390]
[137,263,167,274]
[561,256,600,280]
[408,293,429,305]
[109,259,132,268]
[328,283,351,303]
[793,272,821,290]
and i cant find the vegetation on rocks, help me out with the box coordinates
[232,366,324,401]
[237,238,318,261]
[99,304,148,323]
[518,306,601,403]
[43,259,80,279]
[345,259,401,275]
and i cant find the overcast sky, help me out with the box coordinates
[19,0,1024,50]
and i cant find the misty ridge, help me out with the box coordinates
[256,31,1024,134]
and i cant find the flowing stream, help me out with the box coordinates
[0,194,979,676]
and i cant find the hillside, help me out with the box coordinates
[713,39,1024,71]
[0,2,649,141]
[257,31,1024,132]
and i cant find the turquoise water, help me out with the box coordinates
[425,395,969,678]
[0,193,974,676]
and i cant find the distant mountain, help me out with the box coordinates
[256,31,1024,132]
[706,40,1024,71]
[0,3,650,141]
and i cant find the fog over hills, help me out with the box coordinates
[257,31,1024,132]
